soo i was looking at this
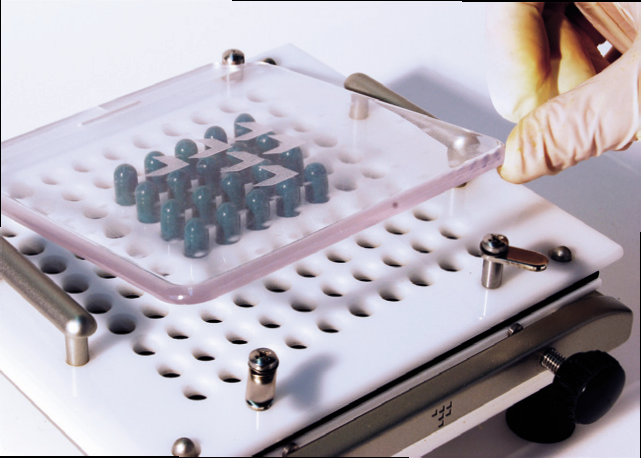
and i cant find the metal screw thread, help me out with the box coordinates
[541,348,566,374]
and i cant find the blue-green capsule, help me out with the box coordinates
[175,139,199,178]
[256,134,279,153]
[144,151,168,192]
[251,159,275,197]
[246,189,270,231]
[204,125,228,144]
[197,156,224,195]
[304,163,329,203]
[234,113,255,138]
[184,217,210,258]
[161,199,185,241]
[114,164,138,206]
[167,169,192,210]
[276,177,300,217]
[135,181,160,224]
[215,202,241,245]
[192,186,216,225]
[221,173,246,210]
[281,147,305,185]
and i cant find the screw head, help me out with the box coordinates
[172,438,199,457]
[481,233,509,256]
[222,49,245,66]
[249,348,279,372]
[549,246,572,263]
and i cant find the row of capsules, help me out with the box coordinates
[113,114,330,258]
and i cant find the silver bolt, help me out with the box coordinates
[246,348,279,411]
[549,246,572,263]
[540,348,566,374]
[222,49,245,66]
[349,93,369,120]
[172,438,199,457]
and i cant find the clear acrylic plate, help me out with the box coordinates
[0,62,503,304]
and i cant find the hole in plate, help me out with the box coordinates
[161,123,187,137]
[409,271,433,287]
[291,299,317,313]
[411,240,432,254]
[8,182,35,199]
[19,238,46,256]
[268,102,292,117]
[92,177,114,189]
[318,321,340,333]
[413,207,439,222]
[383,256,405,268]
[247,89,271,103]
[385,222,409,235]
[119,286,143,299]
[286,339,308,350]
[108,315,136,335]
[355,236,380,249]
[227,335,249,345]
[314,135,338,148]
[186,393,207,401]
[142,305,168,319]
[334,178,358,192]
[326,250,351,263]
[104,222,131,239]
[218,99,245,113]
[440,228,460,240]
[168,327,190,340]
[0,227,18,238]
[322,286,344,298]
[126,244,152,259]
[132,135,157,149]
[159,368,181,378]
[234,295,258,308]
[72,159,93,173]
[439,258,462,272]
[194,352,215,362]
[296,263,321,278]
[61,189,86,202]
[361,165,387,179]
[467,244,482,258]
[260,318,281,329]
[202,312,223,324]
[133,342,155,356]
[62,275,90,294]
[84,294,113,314]
[338,148,363,164]
[102,148,125,161]
[349,304,372,318]
[292,119,315,133]
[220,373,242,383]
[83,205,109,220]
[264,278,291,293]
[379,287,404,302]
[40,174,60,185]
[190,111,216,125]
[352,270,374,282]
[95,268,116,279]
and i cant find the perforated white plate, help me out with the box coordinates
[0,62,503,304]
[0,170,622,456]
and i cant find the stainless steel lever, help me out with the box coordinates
[480,234,548,289]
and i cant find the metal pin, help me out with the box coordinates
[172,438,199,457]
[246,348,279,411]
[349,93,369,120]
[480,234,548,289]
[222,49,245,82]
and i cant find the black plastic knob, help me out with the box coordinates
[506,350,625,443]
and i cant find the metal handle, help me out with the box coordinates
[0,237,97,366]
[480,234,548,289]
[344,72,484,167]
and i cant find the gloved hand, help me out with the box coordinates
[486,2,640,184]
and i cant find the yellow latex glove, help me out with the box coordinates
[486,2,640,183]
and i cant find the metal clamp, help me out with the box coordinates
[480,234,548,289]
[0,237,97,366]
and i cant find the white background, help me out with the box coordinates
[1,1,639,456]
